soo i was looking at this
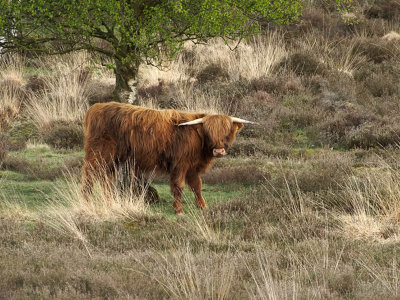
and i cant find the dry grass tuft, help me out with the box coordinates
[382,31,400,41]
[140,31,286,86]
[137,246,236,300]
[337,165,400,243]
[26,52,90,128]
[0,55,26,130]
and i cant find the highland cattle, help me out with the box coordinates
[81,102,253,214]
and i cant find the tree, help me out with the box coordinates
[0,0,302,103]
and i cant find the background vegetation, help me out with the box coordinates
[1,0,400,298]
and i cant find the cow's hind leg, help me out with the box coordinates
[170,170,187,215]
[186,170,208,210]
[81,147,116,203]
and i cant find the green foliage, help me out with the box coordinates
[0,0,302,67]
[335,0,360,25]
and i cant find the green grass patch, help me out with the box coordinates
[0,177,64,209]
[151,183,241,217]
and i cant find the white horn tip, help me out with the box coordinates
[231,117,257,124]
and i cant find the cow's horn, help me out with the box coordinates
[178,118,204,126]
[231,117,256,124]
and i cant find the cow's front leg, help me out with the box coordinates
[186,170,208,210]
[170,170,186,215]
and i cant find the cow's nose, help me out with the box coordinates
[213,148,226,157]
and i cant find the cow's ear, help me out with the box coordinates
[234,122,244,132]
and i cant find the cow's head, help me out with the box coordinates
[179,115,255,157]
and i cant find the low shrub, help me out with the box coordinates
[5,120,39,151]
[353,38,399,63]
[63,154,84,177]
[274,52,328,76]
[196,62,230,84]
[24,75,49,93]
[249,76,303,95]
[300,8,330,31]
[0,135,8,166]
[1,155,28,173]
[229,138,271,157]
[138,80,165,99]
[41,120,84,150]
[315,111,374,148]
[87,79,115,105]
[203,166,270,185]
[365,0,400,21]
[354,61,400,97]
[1,155,64,180]
[345,122,400,149]
[364,72,398,97]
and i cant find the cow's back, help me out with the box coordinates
[84,102,176,169]
[83,102,210,174]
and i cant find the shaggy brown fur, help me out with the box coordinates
[82,102,244,214]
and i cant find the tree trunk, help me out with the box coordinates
[113,58,161,202]
[113,58,140,104]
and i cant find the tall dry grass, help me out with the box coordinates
[297,31,367,76]
[139,31,286,114]
[141,31,287,86]
[0,54,25,130]
[25,164,149,256]
[26,52,91,128]
[136,246,236,300]
[338,164,400,243]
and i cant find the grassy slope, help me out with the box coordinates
[2,147,400,299]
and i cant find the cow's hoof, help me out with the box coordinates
[176,211,185,216]
[196,203,208,210]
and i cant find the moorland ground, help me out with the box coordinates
[1,1,400,299]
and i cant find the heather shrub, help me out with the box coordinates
[345,122,400,148]
[41,121,84,150]
[274,52,328,76]
[1,154,64,180]
[365,0,400,20]
[229,138,271,157]
[138,80,165,100]
[353,38,399,63]
[270,153,354,194]
[202,166,269,185]
[0,135,8,166]
[87,79,115,105]
[6,121,39,150]
[62,154,84,177]
[300,8,331,31]
[24,75,49,93]
[1,155,29,173]
[316,111,374,147]
[354,61,400,97]
[249,75,303,95]
[364,72,398,97]
[196,62,230,84]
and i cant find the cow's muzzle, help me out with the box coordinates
[213,148,227,157]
